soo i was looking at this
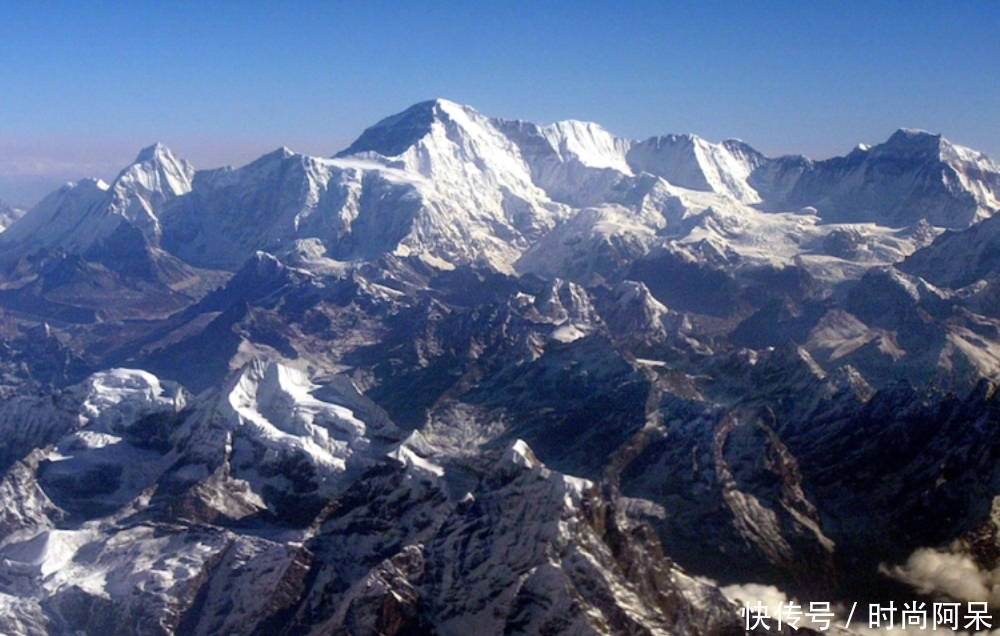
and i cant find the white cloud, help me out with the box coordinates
[883,547,993,604]
[721,577,1000,635]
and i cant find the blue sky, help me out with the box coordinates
[1,0,998,206]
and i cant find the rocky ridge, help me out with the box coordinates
[1,100,1000,634]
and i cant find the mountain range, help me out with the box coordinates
[2,99,1000,634]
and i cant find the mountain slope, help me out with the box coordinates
[628,134,766,203]
[0,144,193,255]
[752,129,1000,228]
[3,100,1000,635]
[6,102,998,290]
[0,198,25,231]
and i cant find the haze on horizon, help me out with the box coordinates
[2,0,998,207]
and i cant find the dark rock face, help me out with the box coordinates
[619,372,1000,605]
[336,100,440,159]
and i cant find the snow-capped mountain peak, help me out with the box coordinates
[0,178,112,253]
[5,101,1000,286]
[888,127,937,140]
[0,144,194,257]
[337,99,538,191]
[627,133,766,203]
[328,100,568,270]
[535,119,632,173]
[134,141,174,163]
[866,128,1000,186]
[337,99,482,162]
[116,142,195,198]
[753,128,1000,227]
[340,99,634,199]
[76,368,187,434]
[107,143,195,240]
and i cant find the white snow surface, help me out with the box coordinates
[213,359,396,484]
[76,368,186,433]
[0,144,193,254]
[627,134,764,203]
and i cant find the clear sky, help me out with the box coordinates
[1,0,998,206]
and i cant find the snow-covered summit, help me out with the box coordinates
[5,100,1000,284]
[495,117,632,206]
[120,142,195,199]
[0,178,110,252]
[754,129,1000,228]
[627,133,766,203]
[166,358,404,504]
[106,142,195,240]
[0,143,194,256]
[76,368,187,434]
[339,100,771,207]
[337,99,467,158]
[534,119,633,173]
[337,98,544,198]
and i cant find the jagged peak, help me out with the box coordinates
[133,142,177,164]
[503,438,541,469]
[542,118,618,137]
[720,137,751,148]
[77,368,186,433]
[852,130,999,176]
[643,132,703,146]
[426,97,474,118]
[890,127,940,141]
[383,98,470,121]
[761,340,827,380]
[528,119,631,175]
[336,98,483,159]
[626,132,765,202]
[241,249,317,282]
[721,137,767,161]
[638,133,764,159]
[223,356,287,402]
[225,147,301,180]
[246,146,297,165]
[69,178,110,192]
[115,142,195,201]
[612,279,668,312]
[881,128,944,154]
